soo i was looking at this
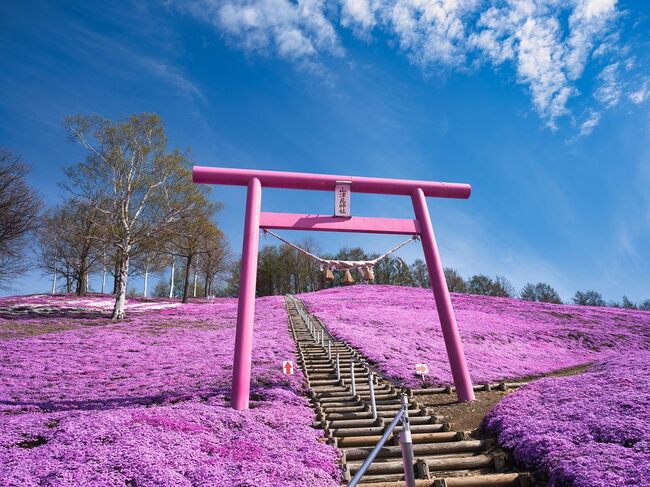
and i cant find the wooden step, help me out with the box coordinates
[343,440,488,461]
[356,472,529,487]
[348,455,494,477]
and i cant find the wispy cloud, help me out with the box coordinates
[176,0,645,133]
[578,110,601,136]
[594,62,622,107]
[142,59,207,103]
[185,0,343,61]
[629,78,649,104]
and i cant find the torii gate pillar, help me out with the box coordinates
[193,166,476,410]
[411,188,474,401]
[231,178,262,410]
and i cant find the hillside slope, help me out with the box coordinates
[300,285,650,387]
[0,294,340,486]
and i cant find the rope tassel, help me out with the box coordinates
[362,265,375,282]
[324,267,334,282]
[343,269,355,285]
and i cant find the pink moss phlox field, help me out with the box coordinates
[0,294,340,486]
[299,285,650,387]
[483,353,650,486]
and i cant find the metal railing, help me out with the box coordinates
[348,393,416,487]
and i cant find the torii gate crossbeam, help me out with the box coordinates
[192,166,475,409]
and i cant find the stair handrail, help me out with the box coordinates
[347,394,416,487]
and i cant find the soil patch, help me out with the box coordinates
[418,362,594,432]
[419,389,511,432]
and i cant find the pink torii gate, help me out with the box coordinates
[192,166,476,410]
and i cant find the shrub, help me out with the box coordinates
[572,290,605,307]
[467,274,514,297]
[520,282,562,304]
[444,268,466,293]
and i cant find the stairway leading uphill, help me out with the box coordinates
[285,296,532,487]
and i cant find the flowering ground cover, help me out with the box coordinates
[301,285,650,485]
[483,352,650,486]
[0,294,340,486]
[300,285,650,387]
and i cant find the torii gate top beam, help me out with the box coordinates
[192,166,471,199]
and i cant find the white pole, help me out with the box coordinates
[51,262,57,294]
[350,361,356,396]
[143,267,149,298]
[169,256,175,299]
[328,339,332,360]
[193,269,198,297]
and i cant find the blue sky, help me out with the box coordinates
[1,0,649,302]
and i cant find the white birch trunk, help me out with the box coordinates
[51,262,57,294]
[112,251,130,319]
[142,266,149,298]
[101,262,106,294]
[193,269,198,297]
[169,257,175,299]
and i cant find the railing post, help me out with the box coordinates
[399,394,416,487]
[336,353,341,381]
[350,361,356,396]
[321,327,325,348]
[368,372,377,421]
[328,339,332,360]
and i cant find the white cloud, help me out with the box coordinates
[594,62,622,107]
[383,0,478,67]
[470,0,618,129]
[565,0,617,79]
[340,0,379,30]
[578,110,601,136]
[629,79,649,104]
[145,60,207,103]
[186,0,342,61]
[176,0,639,132]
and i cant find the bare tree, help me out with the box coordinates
[37,200,103,296]
[411,259,431,288]
[444,268,467,293]
[197,229,231,297]
[0,148,41,288]
[64,113,200,318]
[168,200,223,303]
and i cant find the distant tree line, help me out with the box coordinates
[219,242,650,311]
